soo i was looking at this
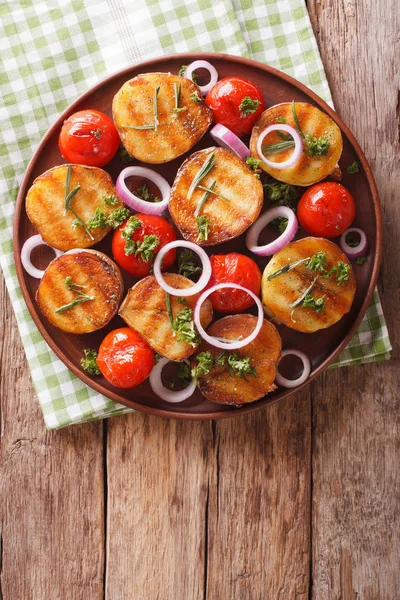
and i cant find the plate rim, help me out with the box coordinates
[13,51,383,420]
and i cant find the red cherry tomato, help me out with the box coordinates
[97,328,154,388]
[297,182,356,238]
[208,253,262,313]
[205,77,266,136]
[58,109,120,167]
[112,213,177,278]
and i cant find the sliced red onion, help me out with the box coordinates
[339,228,368,259]
[150,357,195,403]
[194,283,263,350]
[276,349,311,388]
[115,166,171,215]
[183,60,218,96]
[256,124,303,170]
[153,240,211,297]
[246,206,298,256]
[21,234,63,279]
[209,124,250,159]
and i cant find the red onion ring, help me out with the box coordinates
[149,357,195,403]
[153,240,211,297]
[115,166,171,215]
[245,206,298,256]
[21,234,63,279]
[209,124,250,159]
[183,60,218,96]
[339,228,368,259]
[194,283,264,350]
[276,349,311,388]
[256,124,303,170]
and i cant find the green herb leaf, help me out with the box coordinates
[306,251,328,273]
[135,184,161,203]
[65,276,85,292]
[172,306,200,346]
[191,351,214,383]
[165,292,174,327]
[190,91,202,103]
[196,215,211,242]
[269,217,288,234]
[197,183,229,202]
[86,207,110,230]
[262,140,295,156]
[178,65,198,83]
[332,261,351,286]
[347,161,359,174]
[103,194,119,206]
[178,249,202,278]
[121,124,155,130]
[107,206,132,228]
[55,277,94,314]
[355,256,368,265]
[290,276,319,321]
[246,157,261,171]
[55,295,94,314]
[154,85,160,131]
[276,116,287,124]
[227,352,257,378]
[133,234,159,262]
[195,179,216,216]
[266,256,310,281]
[301,294,326,313]
[64,183,81,213]
[263,181,300,207]
[173,82,187,115]
[305,134,330,157]
[64,164,72,213]
[177,362,192,388]
[120,146,135,163]
[239,96,261,115]
[291,100,304,138]
[81,349,101,375]
[344,232,360,247]
[188,151,216,199]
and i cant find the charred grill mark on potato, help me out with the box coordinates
[169,147,264,245]
[26,164,123,251]
[118,273,213,361]
[112,73,213,164]
[250,102,343,186]
[262,237,356,333]
[36,250,123,334]
[191,315,282,406]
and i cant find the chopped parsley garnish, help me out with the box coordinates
[267,251,351,287]
[290,276,322,321]
[345,232,360,247]
[306,251,328,273]
[355,256,368,265]
[81,349,100,375]
[55,276,94,314]
[177,362,192,388]
[86,206,131,230]
[276,116,287,124]
[269,217,288,234]
[120,146,135,163]
[190,91,202,103]
[121,216,142,255]
[123,233,159,261]
[301,294,326,313]
[86,207,110,230]
[135,184,161,203]
[178,65,198,83]
[263,181,300,207]
[246,157,262,171]
[178,248,202,279]
[347,161,359,174]
[166,293,200,347]
[107,206,132,228]
[196,215,211,242]
[305,133,331,157]
[103,194,119,206]
[333,261,351,286]
[239,96,261,115]
[227,352,256,378]
[191,351,214,383]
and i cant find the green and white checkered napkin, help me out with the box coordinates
[0,0,391,428]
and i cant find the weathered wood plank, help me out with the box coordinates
[308,1,400,598]
[206,393,311,600]
[0,276,105,600]
[105,413,211,600]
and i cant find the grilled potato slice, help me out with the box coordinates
[262,237,356,333]
[191,315,282,406]
[112,72,213,164]
[169,147,263,246]
[250,102,343,186]
[36,249,123,334]
[119,273,213,361]
[26,164,123,251]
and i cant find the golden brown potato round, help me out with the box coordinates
[250,102,343,186]
[112,72,213,164]
[26,164,123,251]
[262,237,356,333]
[169,147,263,246]
[191,315,282,406]
[36,249,123,334]
[119,273,213,361]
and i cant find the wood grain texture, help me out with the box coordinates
[0,276,105,600]
[307,0,400,598]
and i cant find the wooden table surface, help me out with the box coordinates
[1,1,399,598]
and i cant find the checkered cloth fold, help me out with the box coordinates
[0,0,391,428]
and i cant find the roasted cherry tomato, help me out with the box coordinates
[112,213,177,278]
[97,328,154,388]
[205,77,266,136]
[298,182,356,237]
[207,252,262,313]
[58,109,120,167]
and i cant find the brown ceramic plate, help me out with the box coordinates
[13,53,382,420]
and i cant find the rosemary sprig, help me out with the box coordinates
[154,85,160,132]
[266,256,311,281]
[197,184,229,202]
[63,165,94,241]
[165,292,174,327]
[290,276,319,322]
[262,140,295,156]
[121,124,155,130]
[188,152,216,199]
[173,82,187,115]
[55,296,94,314]
[194,180,216,217]
[291,100,304,138]
[55,276,94,314]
